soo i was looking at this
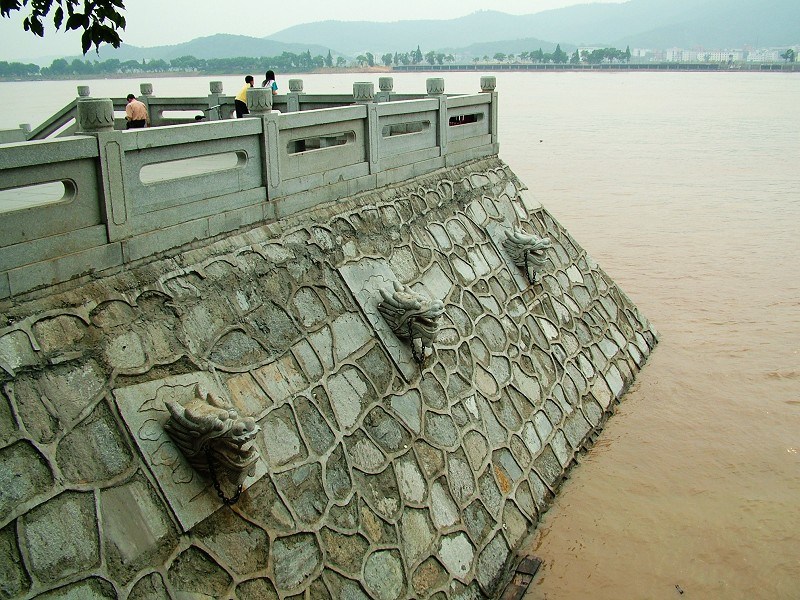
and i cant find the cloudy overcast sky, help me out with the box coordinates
[0,0,626,62]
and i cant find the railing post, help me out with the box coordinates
[76,96,115,135]
[286,79,303,112]
[480,76,499,145]
[376,77,393,102]
[139,82,154,126]
[427,78,448,159]
[353,83,379,173]
[19,123,31,140]
[247,87,273,115]
[352,81,375,104]
[208,81,224,120]
[246,87,280,203]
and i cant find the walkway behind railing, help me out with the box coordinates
[0,76,499,300]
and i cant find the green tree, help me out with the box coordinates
[553,44,568,63]
[413,45,423,64]
[780,49,796,62]
[625,45,631,63]
[356,54,367,66]
[325,50,333,67]
[425,50,435,65]
[0,0,126,54]
[570,49,580,64]
[0,60,39,76]
[366,52,374,67]
[151,58,169,71]
[381,53,393,66]
[493,52,506,62]
[336,56,346,67]
[46,57,69,74]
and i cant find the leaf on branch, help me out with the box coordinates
[65,11,89,31]
[81,28,91,54]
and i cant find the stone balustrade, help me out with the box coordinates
[0,78,499,300]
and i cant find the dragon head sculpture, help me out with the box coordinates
[503,228,552,282]
[163,384,261,488]
[378,281,445,362]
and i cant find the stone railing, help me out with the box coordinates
[0,77,498,300]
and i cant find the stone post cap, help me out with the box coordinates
[426,78,445,96]
[77,85,91,97]
[379,77,394,92]
[247,87,274,114]
[210,81,224,94]
[19,123,31,133]
[140,82,154,96]
[76,97,114,134]
[480,76,497,92]
[353,81,375,103]
[288,79,304,93]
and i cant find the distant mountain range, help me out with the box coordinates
[71,0,798,64]
[88,34,333,63]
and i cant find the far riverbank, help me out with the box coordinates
[2,62,797,83]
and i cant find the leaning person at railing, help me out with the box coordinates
[235,75,254,118]
[125,94,149,129]
[262,70,278,94]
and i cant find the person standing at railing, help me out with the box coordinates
[125,94,149,129]
[235,75,254,118]
[262,70,278,95]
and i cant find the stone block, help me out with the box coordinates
[100,475,176,582]
[271,533,321,592]
[34,577,117,599]
[56,402,133,485]
[261,405,308,469]
[364,550,405,600]
[129,572,170,600]
[168,546,231,598]
[0,225,108,274]
[207,202,268,239]
[0,521,31,597]
[438,532,475,581]
[23,490,100,583]
[476,533,510,594]
[7,242,123,297]
[0,328,38,374]
[252,354,308,406]
[320,528,370,577]
[191,508,268,576]
[120,218,209,263]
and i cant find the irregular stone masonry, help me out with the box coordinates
[0,156,656,599]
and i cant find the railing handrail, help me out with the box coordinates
[0,77,499,300]
[28,99,78,140]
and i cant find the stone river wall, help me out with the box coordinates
[0,156,656,600]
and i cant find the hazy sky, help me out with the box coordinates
[0,0,626,62]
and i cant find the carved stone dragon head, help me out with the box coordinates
[503,228,552,281]
[378,281,445,361]
[164,384,261,487]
